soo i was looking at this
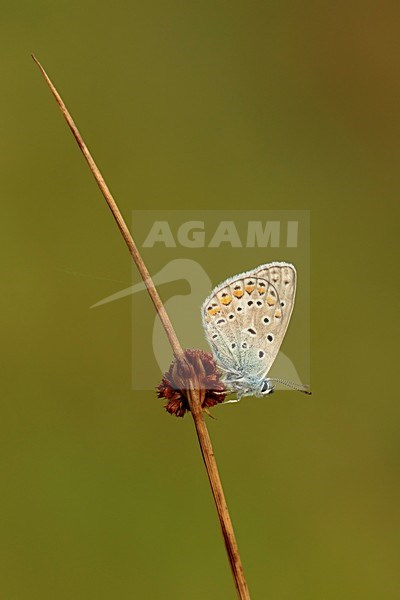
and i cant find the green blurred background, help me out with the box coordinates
[1,2,399,598]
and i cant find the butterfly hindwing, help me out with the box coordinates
[202,262,297,394]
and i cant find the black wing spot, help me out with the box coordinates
[263,317,270,324]
[267,334,274,342]
[237,306,243,312]
[247,300,254,306]
[231,343,236,349]
[247,328,257,336]
[258,350,265,358]
[256,301,262,306]
[228,314,235,320]
[212,334,218,339]
[217,319,226,325]
[242,342,248,349]
[280,301,285,307]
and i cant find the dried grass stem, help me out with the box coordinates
[33,55,250,599]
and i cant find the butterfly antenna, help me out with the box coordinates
[269,378,312,395]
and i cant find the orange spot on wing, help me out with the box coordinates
[245,285,255,294]
[274,309,282,318]
[258,287,265,294]
[221,296,232,305]
[233,290,244,298]
[266,296,276,306]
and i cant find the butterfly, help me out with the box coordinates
[202,262,309,401]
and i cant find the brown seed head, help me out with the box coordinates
[157,349,227,417]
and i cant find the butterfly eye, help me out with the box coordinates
[261,379,273,394]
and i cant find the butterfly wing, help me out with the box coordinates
[202,262,296,384]
[249,262,297,376]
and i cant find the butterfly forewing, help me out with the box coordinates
[256,262,296,342]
